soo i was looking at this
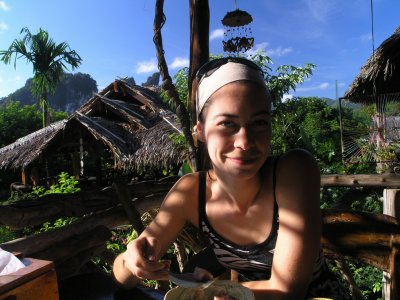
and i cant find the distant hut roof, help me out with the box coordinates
[344,27,400,104]
[0,79,188,172]
[0,120,67,170]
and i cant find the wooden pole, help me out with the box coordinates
[338,96,345,164]
[382,188,400,300]
[188,0,210,171]
[189,0,209,129]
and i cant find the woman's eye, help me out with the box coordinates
[219,121,236,128]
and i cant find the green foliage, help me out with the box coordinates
[39,217,78,233]
[271,97,343,172]
[0,101,42,147]
[46,172,80,194]
[4,172,80,206]
[0,226,18,243]
[0,100,67,148]
[249,50,315,106]
[32,172,80,196]
[349,262,383,298]
[161,67,189,112]
[351,193,383,214]
[1,172,80,245]
[169,132,187,147]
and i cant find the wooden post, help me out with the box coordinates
[189,0,209,171]
[382,188,400,300]
[95,157,102,186]
[71,152,80,178]
[189,0,209,129]
[21,167,29,185]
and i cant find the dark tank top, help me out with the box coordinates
[197,156,350,299]
[198,158,280,281]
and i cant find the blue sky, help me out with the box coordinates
[0,0,399,100]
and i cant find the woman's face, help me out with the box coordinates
[197,81,272,178]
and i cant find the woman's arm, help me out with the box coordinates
[112,173,199,288]
[242,149,321,299]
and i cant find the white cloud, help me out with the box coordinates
[360,33,372,42]
[169,57,189,69]
[296,82,330,92]
[246,42,268,56]
[266,46,293,57]
[136,59,158,74]
[0,1,10,11]
[0,22,8,32]
[304,0,334,22]
[282,94,293,102]
[210,29,224,41]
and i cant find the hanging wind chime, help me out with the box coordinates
[222,1,254,54]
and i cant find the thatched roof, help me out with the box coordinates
[0,120,67,170]
[0,79,188,172]
[344,27,400,103]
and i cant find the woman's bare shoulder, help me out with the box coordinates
[278,148,319,175]
[170,172,199,192]
[274,149,320,207]
[162,172,200,226]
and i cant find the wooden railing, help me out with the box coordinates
[0,174,399,299]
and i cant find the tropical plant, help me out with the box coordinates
[0,27,82,127]
[0,101,67,148]
[249,50,315,106]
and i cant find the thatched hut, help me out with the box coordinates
[343,26,400,104]
[0,79,189,186]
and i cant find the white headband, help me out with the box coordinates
[196,61,267,119]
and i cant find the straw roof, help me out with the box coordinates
[344,27,400,103]
[0,79,188,172]
[0,120,67,170]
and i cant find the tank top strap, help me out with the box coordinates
[198,171,207,228]
[272,154,281,205]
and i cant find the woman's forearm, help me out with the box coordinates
[112,252,141,288]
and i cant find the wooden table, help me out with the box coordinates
[0,258,58,300]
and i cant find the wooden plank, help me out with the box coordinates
[321,173,400,187]
[321,209,400,272]
[0,258,56,296]
[0,179,175,229]
[0,269,58,300]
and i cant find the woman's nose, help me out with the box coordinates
[233,127,254,150]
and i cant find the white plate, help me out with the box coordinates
[164,280,254,300]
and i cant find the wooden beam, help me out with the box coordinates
[321,173,400,188]
[0,179,176,230]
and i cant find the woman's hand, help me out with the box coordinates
[122,236,171,281]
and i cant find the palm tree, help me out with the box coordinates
[0,27,82,127]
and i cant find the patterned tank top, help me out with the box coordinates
[197,157,350,299]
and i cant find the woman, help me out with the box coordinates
[113,57,348,299]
